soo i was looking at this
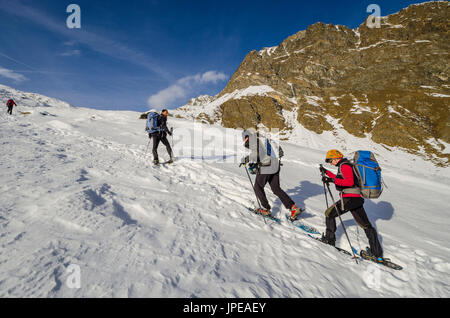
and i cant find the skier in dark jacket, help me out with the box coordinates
[320,149,383,260]
[241,129,302,220]
[6,99,16,115]
[150,109,173,165]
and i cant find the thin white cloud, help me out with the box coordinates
[0,51,73,75]
[0,66,27,82]
[148,85,187,109]
[63,40,78,47]
[0,0,172,80]
[60,49,81,57]
[0,51,36,71]
[148,71,228,109]
[199,71,228,84]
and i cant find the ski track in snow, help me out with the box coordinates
[0,105,449,298]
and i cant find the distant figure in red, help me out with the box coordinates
[6,99,17,115]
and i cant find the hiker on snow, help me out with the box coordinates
[6,99,16,115]
[241,129,301,220]
[319,149,383,260]
[146,109,173,165]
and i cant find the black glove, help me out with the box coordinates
[148,134,153,139]
[167,131,172,136]
[319,165,328,175]
[322,176,334,184]
[248,163,258,175]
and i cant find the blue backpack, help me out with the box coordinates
[145,112,161,134]
[352,151,384,199]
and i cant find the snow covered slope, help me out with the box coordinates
[0,84,71,109]
[0,86,449,297]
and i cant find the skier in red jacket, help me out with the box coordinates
[320,149,383,260]
[6,99,17,115]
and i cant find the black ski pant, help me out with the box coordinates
[325,197,383,258]
[7,105,13,115]
[254,171,294,211]
[151,132,173,161]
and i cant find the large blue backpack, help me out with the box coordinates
[352,151,383,199]
[145,112,161,134]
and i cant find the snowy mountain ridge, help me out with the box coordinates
[0,84,71,109]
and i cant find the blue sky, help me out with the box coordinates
[0,0,433,112]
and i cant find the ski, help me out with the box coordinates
[360,249,403,270]
[246,208,321,235]
[160,158,175,167]
[154,160,173,167]
[247,207,281,223]
[285,215,320,235]
[308,234,359,258]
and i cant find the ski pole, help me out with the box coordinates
[241,163,266,225]
[324,181,359,264]
[142,139,151,159]
[320,165,329,208]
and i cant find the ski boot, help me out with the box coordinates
[361,247,386,263]
[255,208,271,217]
[289,205,303,221]
[360,247,403,270]
[319,233,336,247]
[166,157,174,164]
[153,159,159,165]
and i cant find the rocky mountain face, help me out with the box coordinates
[174,1,449,166]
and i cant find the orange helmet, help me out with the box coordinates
[325,149,343,163]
